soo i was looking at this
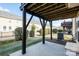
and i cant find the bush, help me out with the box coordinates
[30,31,34,37]
[37,28,50,36]
[30,24,36,37]
[58,29,63,33]
[53,29,58,33]
[14,27,28,41]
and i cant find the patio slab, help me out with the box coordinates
[10,41,66,56]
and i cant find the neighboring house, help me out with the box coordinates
[61,22,72,29]
[0,10,43,38]
[0,10,22,37]
[0,10,52,41]
[0,10,22,32]
[61,21,74,34]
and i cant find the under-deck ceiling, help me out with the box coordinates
[20,3,79,20]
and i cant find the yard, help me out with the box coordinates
[0,33,73,56]
[0,37,42,56]
[45,33,72,41]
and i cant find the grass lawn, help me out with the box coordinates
[0,33,73,56]
[45,33,72,41]
[0,37,42,56]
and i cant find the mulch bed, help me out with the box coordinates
[46,38,76,45]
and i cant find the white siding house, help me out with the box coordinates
[0,10,22,32]
[0,10,43,41]
[0,10,22,40]
[0,10,51,41]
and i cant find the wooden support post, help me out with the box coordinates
[49,21,52,40]
[22,8,26,54]
[42,20,45,44]
[63,19,66,33]
[26,15,33,28]
[39,18,47,44]
[22,9,33,54]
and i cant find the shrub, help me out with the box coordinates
[37,28,50,36]
[14,27,28,41]
[53,29,58,33]
[58,29,63,33]
[30,30,34,37]
[30,24,36,37]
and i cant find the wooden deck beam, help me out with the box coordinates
[48,6,79,17]
[41,4,65,15]
[27,4,36,9]
[35,4,57,13]
[20,3,79,22]
[31,4,46,11]
[47,10,78,19]
[38,4,58,14]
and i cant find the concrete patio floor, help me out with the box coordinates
[10,41,66,56]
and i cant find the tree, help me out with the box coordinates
[53,29,58,33]
[58,29,63,33]
[38,28,50,36]
[30,24,36,37]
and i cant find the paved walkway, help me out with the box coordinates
[10,41,66,56]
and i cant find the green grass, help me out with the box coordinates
[0,37,42,56]
[0,33,72,56]
[0,39,15,45]
[45,33,72,41]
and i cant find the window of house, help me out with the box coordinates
[9,26,12,30]
[9,20,11,23]
[3,26,6,31]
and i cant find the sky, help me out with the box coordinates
[0,3,72,27]
[0,3,21,16]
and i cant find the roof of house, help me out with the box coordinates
[61,22,72,27]
[0,10,22,20]
[61,21,79,27]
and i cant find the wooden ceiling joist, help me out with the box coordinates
[35,4,57,13]
[38,3,58,14]
[46,7,67,15]
[49,6,79,17]
[20,3,79,20]
[27,3,36,9]
[67,3,79,8]
[48,11,77,19]
[31,3,46,11]
[41,4,66,15]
